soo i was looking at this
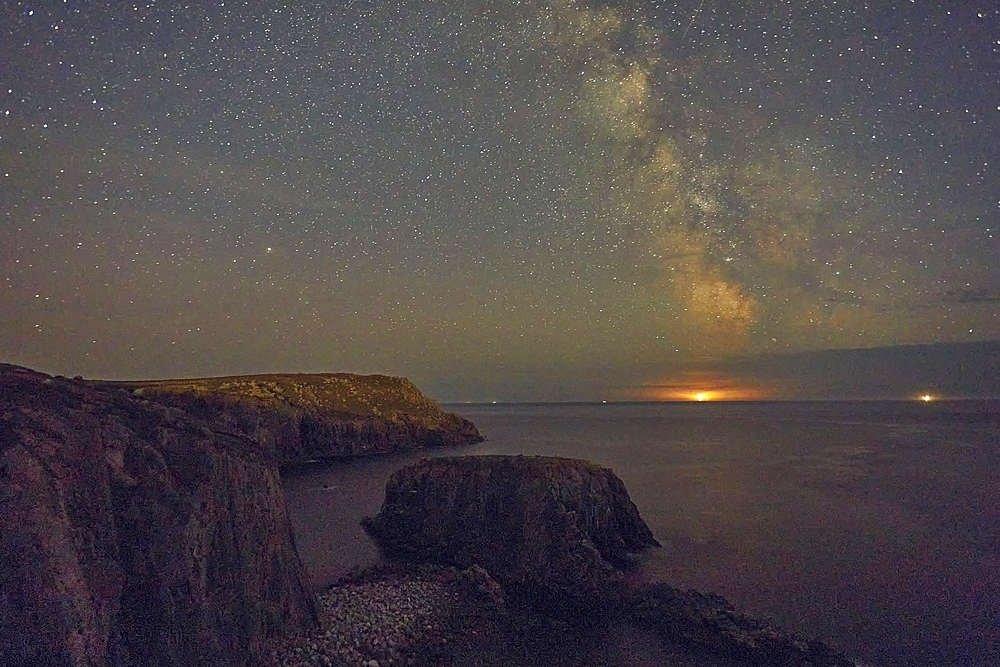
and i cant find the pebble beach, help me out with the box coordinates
[271,566,505,667]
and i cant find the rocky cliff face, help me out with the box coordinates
[0,365,318,667]
[362,455,660,612]
[362,455,855,667]
[104,372,483,466]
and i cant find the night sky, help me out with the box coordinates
[3,1,999,401]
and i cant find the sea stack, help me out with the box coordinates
[363,455,660,612]
[361,454,856,666]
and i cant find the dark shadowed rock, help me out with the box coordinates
[101,372,483,466]
[627,583,855,667]
[0,364,318,667]
[360,454,856,667]
[362,455,660,612]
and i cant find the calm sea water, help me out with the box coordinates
[282,400,1000,667]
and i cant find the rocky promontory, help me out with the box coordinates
[103,372,483,466]
[0,364,481,667]
[359,455,856,667]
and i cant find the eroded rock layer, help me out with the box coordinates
[0,365,319,667]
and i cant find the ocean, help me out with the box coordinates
[282,400,1000,667]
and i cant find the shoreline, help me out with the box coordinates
[271,560,856,667]
[275,455,855,667]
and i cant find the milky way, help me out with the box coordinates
[2,1,998,399]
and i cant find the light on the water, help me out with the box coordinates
[921,394,932,402]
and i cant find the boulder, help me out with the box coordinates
[0,364,318,667]
[362,455,660,612]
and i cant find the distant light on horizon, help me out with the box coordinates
[922,394,933,402]
[630,374,773,401]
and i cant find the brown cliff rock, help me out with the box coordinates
[0,364,318,667]
[361,455,660,613]
[104,373,483,466]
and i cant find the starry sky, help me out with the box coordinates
[2,0,999,401]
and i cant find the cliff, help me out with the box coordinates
[363,455,661,612]
[101,372,483,466]
[362,455,855,666]
[0,365,321,667]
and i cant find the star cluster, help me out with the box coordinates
[2,0,998,399]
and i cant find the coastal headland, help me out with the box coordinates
[0,364,479,666]
[1,363,854,666]
[102,370,484,465]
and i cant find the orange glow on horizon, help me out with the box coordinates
[627,369,775,402]
[631,385,773,402]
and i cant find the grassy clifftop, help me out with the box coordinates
[113,372,445,422]
[94,371,484,462]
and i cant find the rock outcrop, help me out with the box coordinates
[362,455,660,612]
[629,584,854,666]
[362,455,856,667]
[0,364,318,667]
[102,372,483,466]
